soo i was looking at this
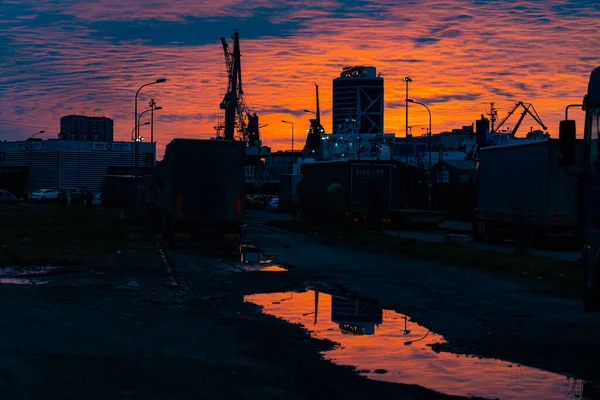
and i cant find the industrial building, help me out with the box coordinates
[332,66,384,135]
[59,115,114,142]
[0,139,155,195]
[264,150,301,180]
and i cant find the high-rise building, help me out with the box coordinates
[59,115,114,142]
[332,66,384,134]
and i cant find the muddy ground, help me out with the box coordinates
[0,207,479,400]
[244,211,600,383]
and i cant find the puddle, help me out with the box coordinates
[0,266,57,285]
[0,278,48,285]
[258,265,288,272]
[245,290,592,400]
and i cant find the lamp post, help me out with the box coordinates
[303,109,316,115]
[282,120,294,152]
[134,78,166,213]
[28,130,45,140]
[131,122,150,172]
[406,98,432,209]
[406,99,432,169]
[403,77,412,163]
[137,107,162,140]
[135,78,166,142]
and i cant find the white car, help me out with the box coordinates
[266,197,279,210]
[31,189,59,201]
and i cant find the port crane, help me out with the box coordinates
[219,30,260,145]
[493,101,547,136]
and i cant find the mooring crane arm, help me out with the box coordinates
[523,103,547,131]
[510,103,548,137]
[494,102,522,132]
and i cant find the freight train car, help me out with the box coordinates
[300,160,393,225]
[151,139,245,248]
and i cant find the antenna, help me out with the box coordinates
[486,102,498,132]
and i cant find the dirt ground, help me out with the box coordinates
[3,206,599,399]
[244,211,600,383]
[0,207,478,400]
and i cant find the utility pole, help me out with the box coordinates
[149,98,156,143]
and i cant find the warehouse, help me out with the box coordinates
[0,139,156,193]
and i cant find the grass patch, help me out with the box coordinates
[265,219,580,291]
[0,205,131,266]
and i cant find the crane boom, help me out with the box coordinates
[493,101,548,136]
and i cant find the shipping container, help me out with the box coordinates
[300,160,392,222]
[474,138,584,242]
[152,139,245,246]
[279,173,302,214]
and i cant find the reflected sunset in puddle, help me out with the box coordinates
[245,290,589,400]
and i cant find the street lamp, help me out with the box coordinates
[403,77,412,163]
[406,99,432,169]
[131,122,150,141]
[135,78,167,142]
[134,78,166,212]
[407,98,432,210]
[136,107,162,141]
[28,130,45,140]
[303,109,316,114]
[282,120,294,152]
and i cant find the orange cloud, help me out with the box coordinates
[1,0,599,157]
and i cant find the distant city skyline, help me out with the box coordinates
[1,0,599,157]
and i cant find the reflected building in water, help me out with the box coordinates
[330,295,383,335]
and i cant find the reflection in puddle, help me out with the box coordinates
[259,265,288,272]
[0,266,57,285]
[0,266,59,276]
[0,278,48,285]
[245,291,589,400]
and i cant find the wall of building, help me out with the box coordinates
[59,115,114,142]
[0,139,155,191]
[265,151,301,180]
[332,66,384,135]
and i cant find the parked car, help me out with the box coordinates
[31,189,59,201]
[0,190,19,203]
[92,193,102,206]
[266,197,279,210]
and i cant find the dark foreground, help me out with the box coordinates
[0,206,598,399]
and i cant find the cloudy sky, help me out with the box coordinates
[1,0,599,156]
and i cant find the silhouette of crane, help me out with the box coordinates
[219,30,259,145]
[493,101,547,136]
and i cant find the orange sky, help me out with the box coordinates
[2,0,600,157]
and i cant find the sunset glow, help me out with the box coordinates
[2,0,600,156]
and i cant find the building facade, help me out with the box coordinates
[59,115,114,142]
[332,66,384,135]
[264,151,302,181]
[0,139,155,192]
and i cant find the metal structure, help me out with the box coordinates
[304,83,325,158]
[220,30,259,145]
[493,101,547,136]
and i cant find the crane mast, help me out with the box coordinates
[219,30,258,144]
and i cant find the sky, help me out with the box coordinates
[1,0,600,157]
